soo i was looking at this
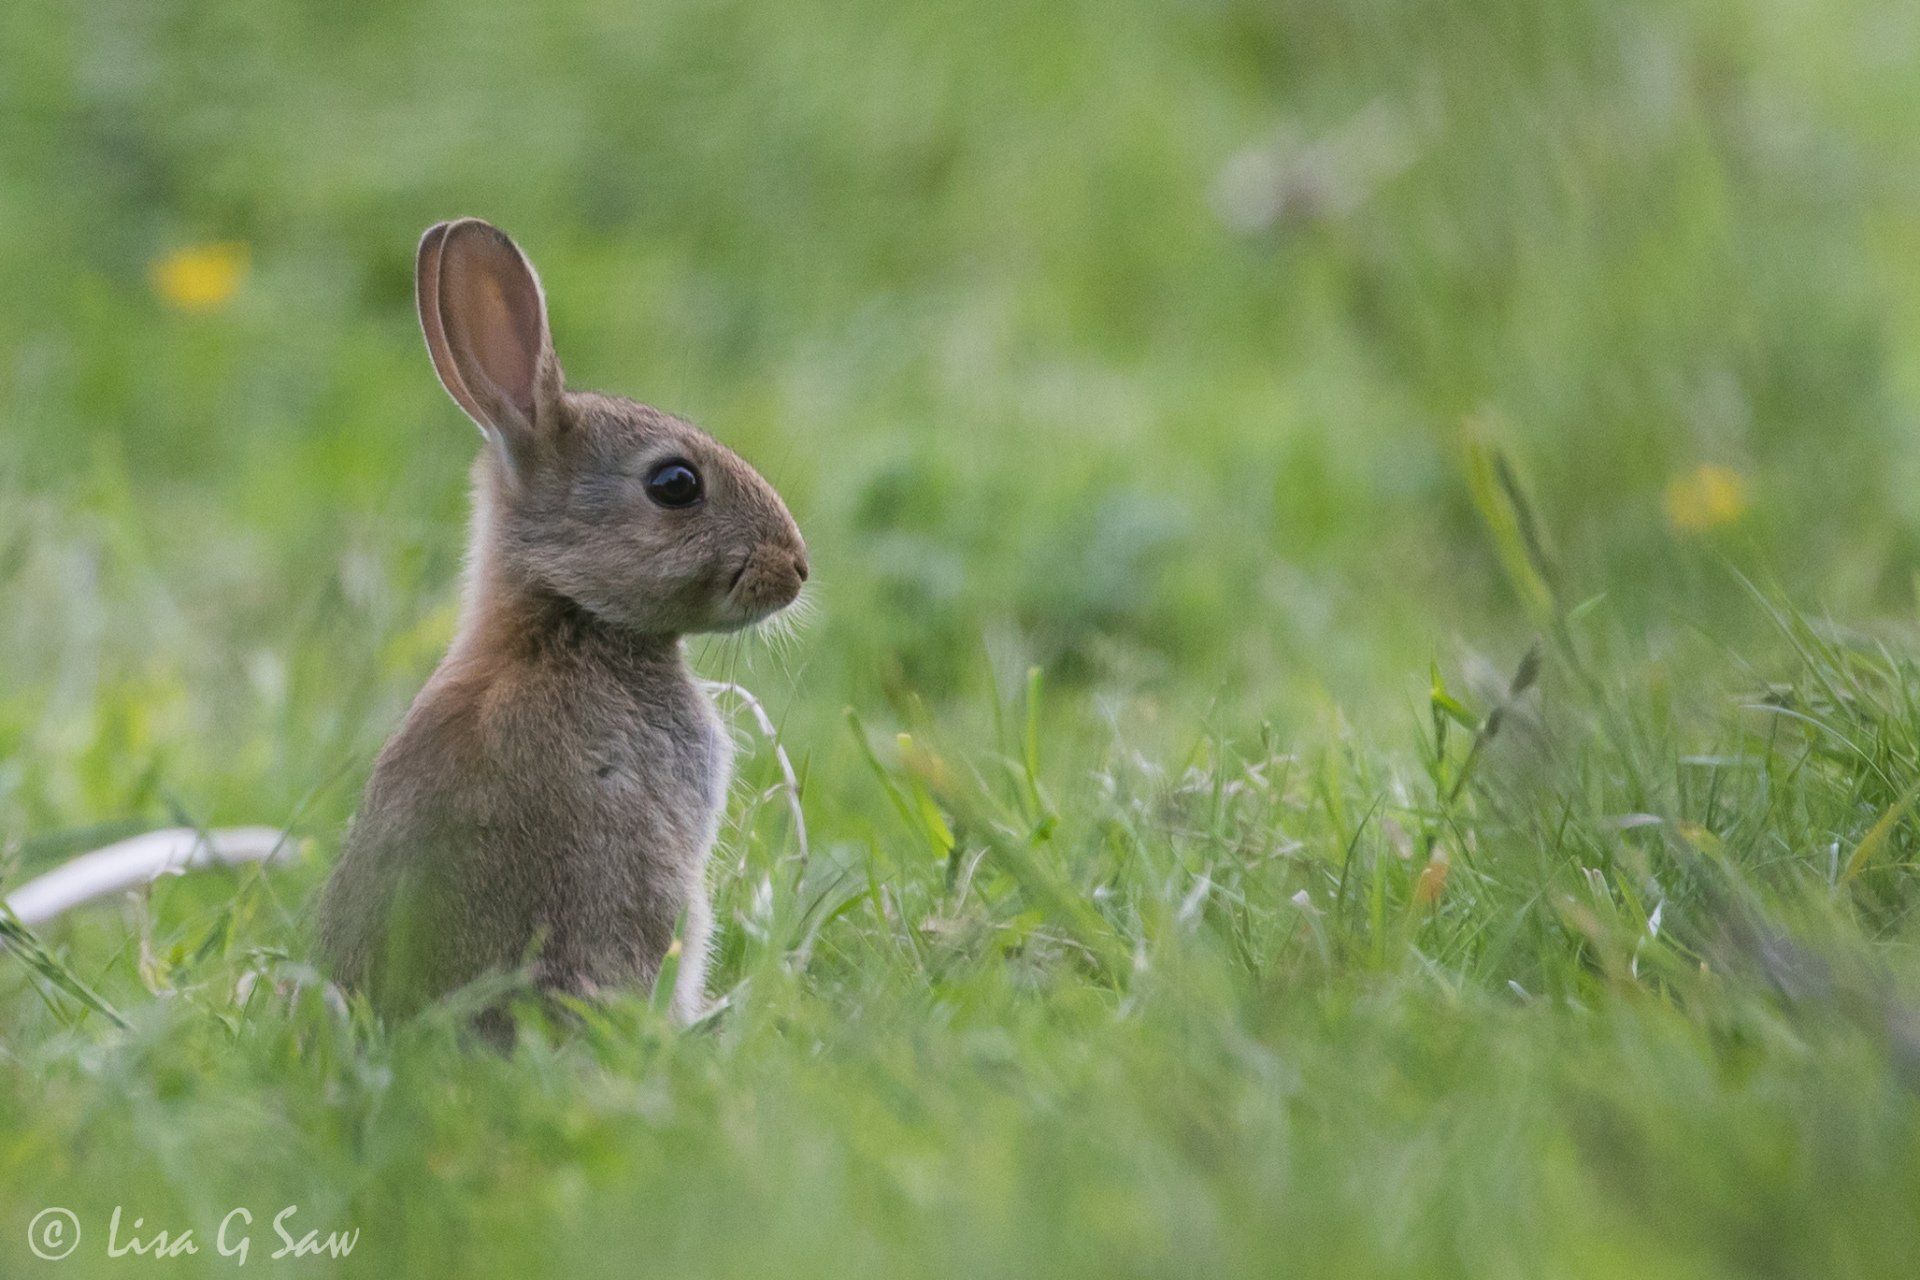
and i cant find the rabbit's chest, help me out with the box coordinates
[590,713,725,805]
[568,687,731,853]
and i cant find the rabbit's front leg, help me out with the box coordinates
[669,883,714,1024]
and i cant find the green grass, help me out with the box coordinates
[7,0,1920,1274]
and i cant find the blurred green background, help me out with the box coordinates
[11,0,1920,813]
[6,0,1920,1276]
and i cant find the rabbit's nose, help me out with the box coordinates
[793,551,810,583]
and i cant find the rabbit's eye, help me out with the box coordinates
[644,459,703,508]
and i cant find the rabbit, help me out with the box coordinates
[314,219,807,1030]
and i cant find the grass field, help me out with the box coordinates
[7,0,1920,1274]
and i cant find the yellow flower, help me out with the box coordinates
[1663,464,1750,533]
[150,242,249,312]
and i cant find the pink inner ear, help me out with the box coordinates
[471,275,538,421]
[436,222,553,436]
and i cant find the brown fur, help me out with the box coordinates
[315,220,805,1026]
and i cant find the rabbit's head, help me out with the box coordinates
[416,219,807,636]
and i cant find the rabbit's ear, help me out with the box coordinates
[416,219,565,472]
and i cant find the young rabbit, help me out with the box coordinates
[315,219,806,1028]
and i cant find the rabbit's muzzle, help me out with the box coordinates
[723,541,809,623]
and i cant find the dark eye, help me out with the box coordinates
[644,459,703,508]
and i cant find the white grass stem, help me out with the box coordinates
[4,827,294,927]
[704,681,811,874]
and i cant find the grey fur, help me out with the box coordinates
[315,220,806,1028]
